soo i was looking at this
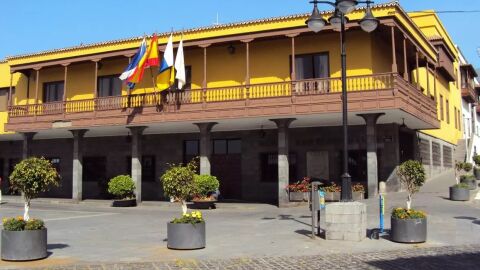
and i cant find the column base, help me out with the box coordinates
[325,202,367,241]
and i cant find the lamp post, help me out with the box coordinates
[306,0,378,201]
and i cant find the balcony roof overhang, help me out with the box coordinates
[6,2,438,73]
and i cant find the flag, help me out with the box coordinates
[119,38,147,84]
[175,37,185,89]
[156,34,175,91]
[145,34,159,68]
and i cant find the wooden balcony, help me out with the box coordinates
[461,83,478,104]
[6,73,439,132]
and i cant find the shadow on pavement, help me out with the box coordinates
[47,243,69,250]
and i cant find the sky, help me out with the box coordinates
[0,0,478,67]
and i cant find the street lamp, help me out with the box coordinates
[306,0,378,201]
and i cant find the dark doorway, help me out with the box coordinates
[6,159,20,195]
[399,131,415,163]
[211,139,242,200]
[83,156,108,199]
[338,150,367,184]
[0,159,4,193]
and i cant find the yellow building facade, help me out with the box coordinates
[0,2,464,204]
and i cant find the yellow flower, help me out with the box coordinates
[16,216,23,221]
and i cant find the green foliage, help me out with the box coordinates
[452,183,470,189]
[460,174,476,182]
[391,208,426,219]
[463,162,473,172]
[397,160,426,196]
[9,157,60,201]
[193,174,220,198]
[455,161,463,172]
[25,219,45,230]
[107,175,135,200]
[171,211,204,224]
[2,217,45,231]
[161,160,197,202]
[473,155,480,166]
[2,217,25,231]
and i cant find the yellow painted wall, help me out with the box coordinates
[410,12,463,145]
[0,4,463,146]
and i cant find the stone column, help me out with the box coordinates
[21,132,36,160]
[128,126,147,204]
[270,118,295,207]
[70,129,87,201]
[194,122,217,175]
[358,113,384,198]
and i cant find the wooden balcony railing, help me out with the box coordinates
[8,73,403,118]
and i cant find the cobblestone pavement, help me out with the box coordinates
[8,245,480,270]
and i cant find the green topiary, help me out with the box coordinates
[452,183,470,189]
[107,175,135,200]
[193,174,220,199]
[463,162,473,172]
[396,160,426,211]
[474,155,480,167]
[460,174,476,182]
[9,157,60,221]
[161,159,197,214]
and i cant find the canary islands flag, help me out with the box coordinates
[156,34,175,91]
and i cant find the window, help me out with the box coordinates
[43,81,64,103]
[0,88,8,112]
[98,75,122,97]
[183,140,199,163]
[439,95,444,121]
[446,99,450,124]
[213,139,241,155]
[260,153,297,183]
[126,155,156,182]
[294,53,329,80]
[454,107,457,129]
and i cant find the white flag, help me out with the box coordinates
[175,38,186,89]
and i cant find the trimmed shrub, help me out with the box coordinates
[161,159,197,214]
[193,175,220,199]
[107,175,136,200]
[396,160,426,211]
[463,162,473,172]
[474,155,480,167]
[9,157,60,221]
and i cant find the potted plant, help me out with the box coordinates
[286,177,311,202]
[192,174,220,209]
[2,157,59,261]
[460,174,477,190]
[161,160,205,249]
[352,183,365,201]
[390,160,427,243]
[473,155,480,180]
[462,162,473,173]
[107,175,136,207]
[449,183,470,201]
[321,182,341,202]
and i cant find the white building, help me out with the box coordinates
[458,47,480,163]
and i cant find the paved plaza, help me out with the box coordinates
[1,171,480,269]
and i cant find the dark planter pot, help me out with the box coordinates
[1,229,47,261]
[449,186,470,201]
[324,192,340,202]
[390,217,427,243]
[191,200,217,210]
[475,168,480,180]
[111,199,137,207]
[167,222,205,250]
[460,179,477,190]
[353,192,365,201]
[289,192,308,202]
